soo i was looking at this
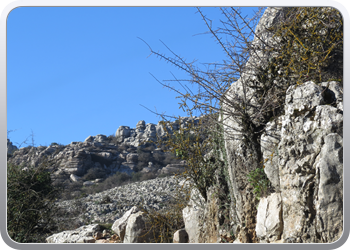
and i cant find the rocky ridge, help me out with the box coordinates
[7,117,199,187]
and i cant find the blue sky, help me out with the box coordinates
[7,7,260,147]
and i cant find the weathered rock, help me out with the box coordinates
[84,135,94,142]
[220,6,343,244]
[123,211,153,243]
[182,189,205,243]
[136,120,146,130]
[173,228,189,243]
[221,8,286,242]
[142,123,157,140]
[160,164,186,175]
[46,224,101,243]
[95,134,107,143]
[112,206,141,241]
[256,193,283,243]
[115,126,131,139]
[277,82,343,243]
[126,153,138,163]
[314,133,343,242]
[70,174,81,182]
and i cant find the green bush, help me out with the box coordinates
[247,167,270,201]
[7,162,59,243]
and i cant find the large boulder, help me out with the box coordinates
[123,211,153,243]
[115,126,131,140]
[112,206,155,243]
[182,189,205,243]
[112,206,141,241]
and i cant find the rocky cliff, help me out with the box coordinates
[186,7,343,244]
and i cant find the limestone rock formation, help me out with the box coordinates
[7,118,195,187]
[178,7,343,244]
[221,7,286,243]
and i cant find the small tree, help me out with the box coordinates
[7,161,59,243]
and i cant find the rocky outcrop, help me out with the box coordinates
[219,6,343,244]
[254,80,343,243]
[7,118,199,187]
[221,7,286,243]
[116,117,200,147]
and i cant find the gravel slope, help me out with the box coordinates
[56,175,191,225]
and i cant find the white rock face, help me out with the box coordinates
[256,81,343,243]
[315,133,343,242]
[256,193,283,242]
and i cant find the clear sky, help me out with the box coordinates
[7,7,260,148]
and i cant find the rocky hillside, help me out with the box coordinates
[7,117,200,190]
